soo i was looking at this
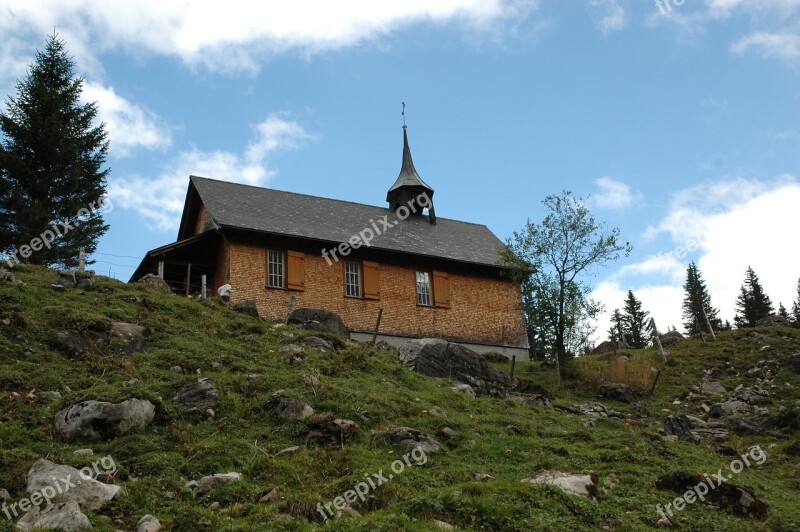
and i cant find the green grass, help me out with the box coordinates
[1,265,799,531]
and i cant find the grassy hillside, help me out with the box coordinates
[1,265,799,531]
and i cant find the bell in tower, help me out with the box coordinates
[386,125,436,224]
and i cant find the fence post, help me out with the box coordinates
[650,318,667,363]
[201,275,207,299]
[371,307,384,345]
[702,307,717,341]
[285,295,296,324]
[78,247,85,272]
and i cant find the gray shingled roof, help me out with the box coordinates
[190,175,506,268]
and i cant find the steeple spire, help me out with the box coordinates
[386,112,436,223]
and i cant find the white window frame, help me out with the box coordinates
[345,260,362,298]
[267,250,285,288]
[416,271,432,306]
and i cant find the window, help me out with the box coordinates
[416,271,432,306]
[345,261,361,297]
[267,250,285,288]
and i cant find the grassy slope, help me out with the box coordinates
[0,265,798,531]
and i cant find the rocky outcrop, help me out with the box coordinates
[109,322,148,355]
[598,382,634,403]
[16,502,92,531]
[55,399,155,441]
[0,269,24,286]
[173,379,219,412]
[26,459,121,510]
[522,470,598,498]
[410,339,511,396]
[232,300,259,318]
[272,397,314,420]
[380,426,442,454]
[756,314,790,327]
[655,471,767,518]
[136,274,172,292]
[660,330,684,347]
[287,308,348,338]
[663,414,700,443]
[191,472,243,496]
[591,340,627,354]
[306,414,358,445]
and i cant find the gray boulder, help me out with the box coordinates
[193,472,242,495]
[397,338,447,368]
[174,379,219,412]
[522,470,598,498]
[109,322,147,355]
[660,330,684,347]
[27,459,121,510]
[136,274,171,293]
[655,471,767,518]
[591,340,626,354]
[301,336,336,353]
[53,330,107,356]
[307,414,358,445]
[0,269,24,285]
[598,382,634,403]
[55,399,155,441]
[232,300,259,318]
[287,308,348,338]
[787,354,800,374]
[663,414,700,443]
[136,514,162,532]
[381,426,442,454]
[413,340,511,396]
[756,314,789,327]
[16,502,92,531]
[273,397,314,420]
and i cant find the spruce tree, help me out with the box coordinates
[791,278,800,327]
[0,34,109,267]
[607,308,624,343]
[778,303,789,321]
[681,262,720,335]
[622,290,650,348]
[733,267,774,328]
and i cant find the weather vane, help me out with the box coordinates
[402,101,406,127]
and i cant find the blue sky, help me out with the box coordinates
[2,0,799,339]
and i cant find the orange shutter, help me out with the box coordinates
[287,251,305,291]
[363,261,380,300]
[433,271,450,308]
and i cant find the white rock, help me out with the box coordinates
[26,460,121,511]
[522,470,597,498]
[16,502,92,531]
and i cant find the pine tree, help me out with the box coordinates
[681,262,721,336]
[622,290,650,348]
[791,278,800,328]
[778,303,789,321]
[733,267,774,328]
[0,34,109,267]
[607,308,624,343]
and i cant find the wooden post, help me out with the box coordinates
[648,369,662,395]
[201,275,207,299]
[694,317,706,342]
[650,318,667,363]
[185,263,192,296]
[78,247,85,272]
[371,307,384,344]
[285,295,296,324]
[702,307,717,340]
[157,261,164,279]
[510,355,517,381]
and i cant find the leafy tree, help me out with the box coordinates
[733,267,774,328]
[792,278,800,328]
[681,262,720,336]
[622,290,650,348]
[0,34,109,267]
[607,308,624,343]
[503,191,631,378]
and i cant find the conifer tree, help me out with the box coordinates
[778,303,789,321]
[733,267,774,328]
[681,262,720,335]
[0,34,109,267]
[622,290,650,348]
[607,308,624,343]
[791,278,800,328]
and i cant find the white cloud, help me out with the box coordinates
[589,0,627,34]
[82,82,172,157]
[1,0,536,74]
[592,176,800,342]
[589,176,640,210]
[108,113,312,231]
[730,32,800,60]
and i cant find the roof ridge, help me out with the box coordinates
[189,175,492,229]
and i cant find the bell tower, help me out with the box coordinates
[386,124,436,224]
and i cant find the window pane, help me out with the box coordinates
[345,261,361,297]
[416,271,432,306]
[268,250,284,288]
